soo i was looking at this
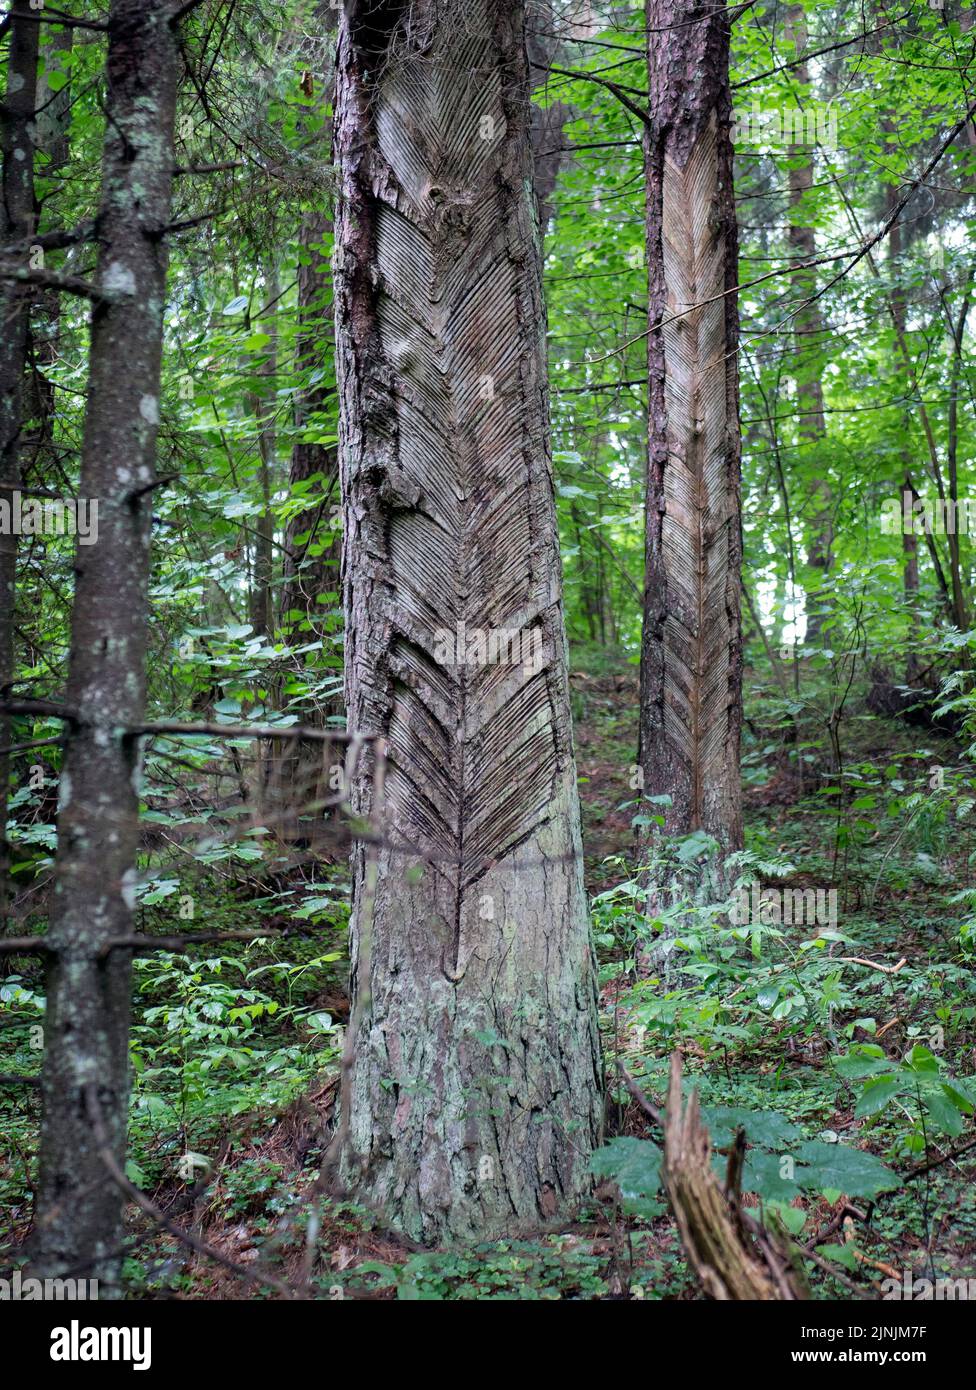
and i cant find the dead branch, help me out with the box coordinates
[662,1051,804,1300]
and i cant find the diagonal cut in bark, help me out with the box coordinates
[333,0,602,1243]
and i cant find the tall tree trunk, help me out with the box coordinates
[247,261,278,640]
[333,0,601,1243]
[283,212,340,638]
[274,212,343,842]
[23,22,74,486]
[786,4,831,644]
[281,2,340,648]
[32,0,180,1289]
[638,0,743,911]
[277,11,344,837]
[886,187,921,668]
[0,4,40,933]
[526,1,572,234]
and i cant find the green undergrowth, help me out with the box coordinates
[3,655,976,1299]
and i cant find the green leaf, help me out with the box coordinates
[854,1076,903,1117]
[303,1011,336,1034]
[589,1137,662,1200]
[700,1106,801,1149]
[906,1044,939,1074]
[740,1150,799,1201]
[794,1141,897,1198]
[818,1243,860,1273]
[768,1199,807,1236]
[925,1091,965,1137]
[834,1047,891,1080]
[676,829,719,864]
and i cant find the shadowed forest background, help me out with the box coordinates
[2,0,976,1306]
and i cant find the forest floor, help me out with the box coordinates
[4,655,976,1299]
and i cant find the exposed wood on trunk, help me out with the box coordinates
[638,0,743,894]
[31,0,181,1289]
[333,0,601,1242]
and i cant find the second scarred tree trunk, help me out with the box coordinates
[333,0,601,1243]
[638,0,743,924]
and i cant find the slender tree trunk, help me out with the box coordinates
[23,22,74,487]
[275,212,343,840]
[283,213,340,637]
[277,13,344,835]
[247,262,278,640]
[786,4,831,644]
[886,190,921,667]
[0,5,39,932]
[570,501,600,642]
[638,0,743,909]
[32,0,180,1289]
[527,1,572,233]
[282,5,340,646]
[945,285,970,633]
[333,0,601,1243]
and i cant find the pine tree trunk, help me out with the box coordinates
[333,0,602,1244]
[32,0,180,1289]
[638,0,743,918]
[0,4,40,932]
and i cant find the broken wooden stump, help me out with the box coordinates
[662,1051,804,1300]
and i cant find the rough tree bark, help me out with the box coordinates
[638,0,743,918]
[333,0,602,1243]
[32,0,181,1288]
[0,4,40,932]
